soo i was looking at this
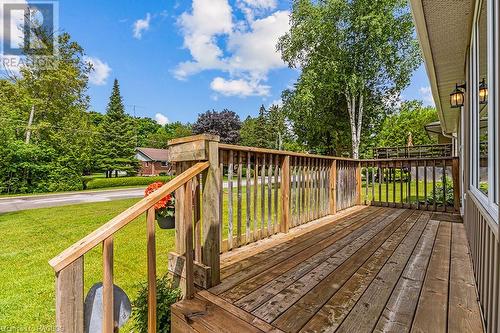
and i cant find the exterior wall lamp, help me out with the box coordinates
[450,83,466,108]
[479,78,488,104]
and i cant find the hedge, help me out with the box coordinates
[84,176,174,190]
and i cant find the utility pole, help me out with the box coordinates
[25,105,35,144]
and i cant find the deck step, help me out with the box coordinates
[172,292,282,333]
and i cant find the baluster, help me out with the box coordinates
[183,179,194,298]
[261,154,266,236]
[400,161,404,205]
[281,155,290,233]
[246,152,251,243]
[267,154,273,235]
[442,159,447,212]
[424,160,428,210]
[193,175,201,261]
[416,161,420,210]
[219,151,224,249]
[433,159,437,211]
[274,156,279,233]
[237,151,242,247]
[146,207,157,333]
[385,164,389,206]
[392,163,396,206]
[253,154,259,239]
[329,160,337,215]
[227,150,234,250]
[371,161,375,205]
[103,236,114,333]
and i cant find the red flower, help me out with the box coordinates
[144,182,173,210]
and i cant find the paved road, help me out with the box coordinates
[0,178,267,213]
[0,188,146,213]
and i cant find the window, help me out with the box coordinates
[161,161,168,167]
[477,0,488,196]
[470,0,498,216]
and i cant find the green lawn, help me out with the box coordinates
[0,183,283,328]
[0,178,449,328]
[0,198,169,329]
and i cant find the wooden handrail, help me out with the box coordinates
[49,161,210,273]
[219,143,356,161]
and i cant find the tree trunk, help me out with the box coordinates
[345,91,364,159]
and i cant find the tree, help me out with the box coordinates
[0,31,95,193]
[192,109,241,144]
[278,0,421,158]
[376,101,438,148]
[99,79,138,177]
[145,122,193,148]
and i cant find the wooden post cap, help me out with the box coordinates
[168,134,220,146]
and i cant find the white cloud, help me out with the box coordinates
[210,77,270,97]
[174,0,232,79]
[226,11,289,79]
[240,0,276,9]
[174,1,290,97]
[155,113,170,125]
[133,13,151,39]
[268,98,283,108]
[419,86,435,106]
[84,56,111,85]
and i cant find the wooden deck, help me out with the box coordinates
[172,206,484,333]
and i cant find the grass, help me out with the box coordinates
[0,198,170,329]
[0,183,282,329]
[361,179,451,206]
[0,177,450,329]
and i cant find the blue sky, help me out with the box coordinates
[50,0,432,123]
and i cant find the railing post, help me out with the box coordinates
[55,257,84,333]
[168,134,221,287]
[329,160,337,215]
[281,155,290,233]
[356,161,362,205]
[452,157,461,212]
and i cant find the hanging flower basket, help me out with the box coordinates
[144,182,175,229]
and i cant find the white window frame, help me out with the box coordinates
[469,0,499,221]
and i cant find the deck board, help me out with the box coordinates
[172,207,484,333]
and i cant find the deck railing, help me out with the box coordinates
[49,134,461,332]
[360,157,460,212]
[216,144,360,254]
[373,143,454,159]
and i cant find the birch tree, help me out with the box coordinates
[278,0,421,158]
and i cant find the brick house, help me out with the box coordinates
[135,147,172,176]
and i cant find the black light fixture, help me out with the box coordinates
[450,83,466,108]
[479,78,488,104]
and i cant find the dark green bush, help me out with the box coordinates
[132,275,182,333]
[85,176,173,190]
[427,177,454,206]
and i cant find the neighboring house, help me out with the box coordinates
[135,147,172,176]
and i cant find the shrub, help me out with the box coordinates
[427,177,454,206]
[85,176,173,190]
[132,275,182,333]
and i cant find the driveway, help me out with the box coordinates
[0,188,146,213]
[0,178,281,213]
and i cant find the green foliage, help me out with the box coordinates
[193,109,241,144]
[427,178,455,206]
[278,0,422,157]
[84,176,173,190]
[0,32,93,193]
[132,275,181,333]
[239,104,299,151]
[145,122,193,149]
[376,101,438,149]
[98,79,139,176]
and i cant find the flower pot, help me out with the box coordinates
[156,215,175,229]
